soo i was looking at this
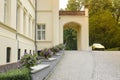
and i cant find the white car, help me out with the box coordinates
[92,43,105,50]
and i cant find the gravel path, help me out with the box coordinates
[46,51,94,80]
[92,51,120,80]
[46,51,120,80]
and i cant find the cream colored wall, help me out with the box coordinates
[0,0,4,23]
[37,0,59,50]
[0,0,35,65]
[17,0,35,55]
[37,0,52,11]
[37,12,53,41]
[59,15,89,50]
[0,23,17,65]
[0,36,17,65]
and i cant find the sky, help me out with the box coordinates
[59,0,68,9]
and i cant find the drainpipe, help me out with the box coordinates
[35,0,37,53]
[16,0,19,61]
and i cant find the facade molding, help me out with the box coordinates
[37,10,53,12]
[17,33,34,42]
[0,21,16,33]
[28,0,35,10]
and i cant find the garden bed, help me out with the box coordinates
[31,51,64,80]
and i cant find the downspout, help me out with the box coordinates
[16,0,19,61]
[35,0,37,53]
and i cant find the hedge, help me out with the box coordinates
[0,68,31,80]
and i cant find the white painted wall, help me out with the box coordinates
[37,0,59,50]
[0,0,35,65]
[59,15,89,50]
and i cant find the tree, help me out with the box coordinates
[66,0,79,11]
[65,0,120,49]
[64,28,77,50]
[89,10,118,48]
[88,0,113,16]
[113,0,120,23]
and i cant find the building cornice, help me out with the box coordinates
[0,22,16,33]
[36,40,52,43]
[17,33,35,42]
[37,10,53,12]
[59,11,85,16]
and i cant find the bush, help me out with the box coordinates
[39,48,52,59]
[0,68,31,80]
[106,47,120,51]
[20,54,38,69]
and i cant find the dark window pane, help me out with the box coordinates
[6,47,11,63]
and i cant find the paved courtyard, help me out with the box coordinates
[46,51,120,80]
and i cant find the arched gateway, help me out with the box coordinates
[59,9,89,50]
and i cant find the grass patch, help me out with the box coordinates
[106,47,120,51]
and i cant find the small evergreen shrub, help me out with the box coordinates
[20,54,38,69]
[0,68,31,80]
[40,48,52,59]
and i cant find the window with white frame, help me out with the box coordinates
[37,24,46,40]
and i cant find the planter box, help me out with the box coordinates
[31,64,50,80]
[31,50,64,80]
[41,58,57,73]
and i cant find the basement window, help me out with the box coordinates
[6,47,11,63]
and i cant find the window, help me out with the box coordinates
[6,47,11,63]
[24,49,27,54]
[18,49,21,60]
[37,24,46,40]
[29,50,31,54]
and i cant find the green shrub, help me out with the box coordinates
[21,54,38,69]
[39,48,52,59]
[0,68,31,80]
[106,47,120,51]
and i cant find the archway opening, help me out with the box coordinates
[64,28,77,50]
[63,22,81,50]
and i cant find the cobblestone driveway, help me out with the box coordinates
[46,51,120,80]
[92,51,120,80]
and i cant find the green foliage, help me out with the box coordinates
[0,68,31,80]
[57,44,64,50]
[89,10,120,49]
[113,0,120,23]
[106,47,120,51]
[64,28,77,50]
[66,0,79,11]
[21,54,38,69]
[65,0,120,50]
[38,48,52,59]
[88,0,113,16]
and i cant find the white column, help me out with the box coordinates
[26,13,29,36]
[19,6,24,34]
[10,0,17,29]
[52,0,59,46]
[30,18,32,38]
[32,20,36,39]
[0,0,4,22]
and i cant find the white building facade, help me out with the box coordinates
[0,0,35,65]
[0,0,89,68]
[36,0,60,50]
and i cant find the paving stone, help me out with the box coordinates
[46,51,120,80]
